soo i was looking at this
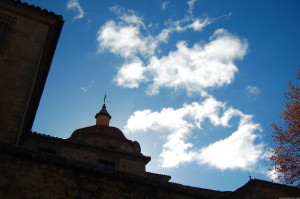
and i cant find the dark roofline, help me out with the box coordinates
[5,0,63,19]
[233,178,300,195]
[145,171,171,181]
[146,171,171,178]
[0,142,232,199]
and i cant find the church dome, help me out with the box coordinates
[67,99,140,153]
[69,124,128,142]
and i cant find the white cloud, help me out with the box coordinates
[246,85,260,95]
[188,18,210,31]
[97,20,156,58]
[96,5,219,60]
[67,0,84,20]
[264,150,281,182]
[157,28,172,42]
[165,16,212,33]
[114,29,247,96]
[109,5,146,29]
[114,58,147,88]
[198,114,263,170]
[80,80,94,92]
[125,97,263,169]
[267,166,280,182]
[162,1,170,10]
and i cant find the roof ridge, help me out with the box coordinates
[5,0,63,19]
[146,171,171,177]
[233,178,300,194]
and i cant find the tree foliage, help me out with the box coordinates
[268,70,300,186]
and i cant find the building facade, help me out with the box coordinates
[21,102,171,181]
[0,0,63,145]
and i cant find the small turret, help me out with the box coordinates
[95,94,111,126]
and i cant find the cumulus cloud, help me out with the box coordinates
[97,20,157,58]
[96,4,244,96]
[67,0,84,20]
[125,97,263,169]
[114,29,247,96]
[198,114,263,170]
[114,58,147,88]
[96,3,221,59]
[246,85,261,95]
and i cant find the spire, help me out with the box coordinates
[95,93,111,126]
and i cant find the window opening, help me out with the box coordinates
[0,13,17,54]
[99,160,115,169]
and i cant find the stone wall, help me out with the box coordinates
[0,143,230,199]
[0,0,63,144]
[21,133,150,177]
[0,8,46,144]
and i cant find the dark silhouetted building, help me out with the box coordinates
[0,0,299,198]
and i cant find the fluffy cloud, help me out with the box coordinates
[97,5,246,96]
[125,97,263,169]
[198,114,263,170]
[114,29,247,96]
[114,58,146,88]
[97,20,156,58]
[97,4,220,60]
[66,0,84,20]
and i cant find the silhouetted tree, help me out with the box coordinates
[268,70,299,186]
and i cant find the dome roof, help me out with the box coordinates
[69,124,128,141]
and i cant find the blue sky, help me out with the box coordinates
[27,0,299,191]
